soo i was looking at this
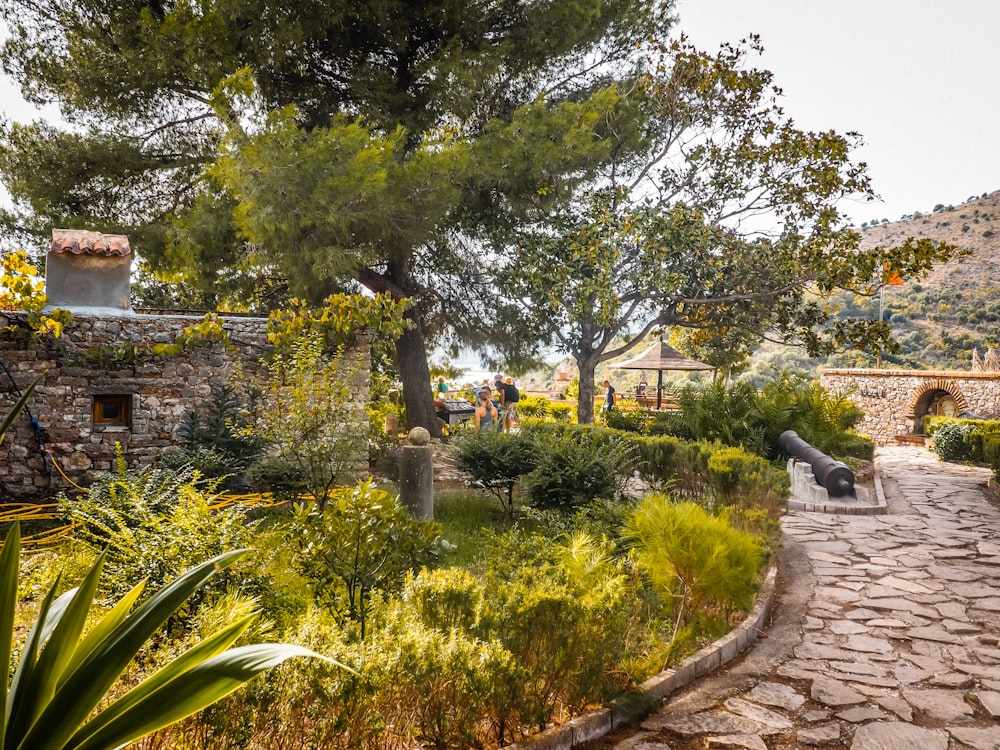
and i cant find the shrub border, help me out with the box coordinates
[503,564,778,749]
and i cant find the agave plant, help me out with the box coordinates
[0,522,326,750]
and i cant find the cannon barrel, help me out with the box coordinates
[779,430,855,497]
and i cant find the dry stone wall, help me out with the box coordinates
[0,313,371,497]
[820,368,1000,445]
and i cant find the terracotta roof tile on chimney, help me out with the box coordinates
[50,229,131,257]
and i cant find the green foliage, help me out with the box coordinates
[603,407,651,434]
[520,424,634,510]
[547,402,576,423]
[59,457,261,610]
[265,294,408,356]
[624,496,764,638]
[928,417,1000,463]
[983,435,1000,480]
[173,383,263,480]
[653,375,866,460]
[393,531,636,744]
[705,446,777,504]
[630,434,788,516]
[453,431,539,516]
[291,480,441,639]
[150,313,236,357]
[516,394,550,419]
[0,522,321,750]
[247,330,366,503]
[931,421,975,462]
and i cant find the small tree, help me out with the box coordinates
[624,496,763,650]
[454,431,539,517]
[249,330,366,505]
[292,480,441,639]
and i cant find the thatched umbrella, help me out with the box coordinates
[615,340,715,409]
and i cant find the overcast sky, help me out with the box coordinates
[3,2,999,227]
[675,0,1000,224]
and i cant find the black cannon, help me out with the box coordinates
[779,430,855,497]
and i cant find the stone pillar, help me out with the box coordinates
[399,427,433,519]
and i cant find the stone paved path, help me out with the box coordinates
[585,446,1000,750]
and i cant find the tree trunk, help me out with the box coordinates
[396,308,442,438]
[576,355,599,424]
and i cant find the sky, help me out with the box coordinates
[675,0,1000,225]
[2,2,999,227]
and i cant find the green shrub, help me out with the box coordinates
[984,435,1000,479]
[248,330,368,504]
[648,374,865,461]
[931,421,975,462]
[603,407,650,434]
[521,425,633,510]
[624,496,764,631]
[292,479,441,638]
[453,430,539,516]
[401,567,485,633]
[828,432,875,461]
[176,383,263,479]
[547,402,575,422]
[59,455,261,609]
[517,394,550,419]
[928,417,1000,463]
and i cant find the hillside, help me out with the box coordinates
[856,190,1000,370]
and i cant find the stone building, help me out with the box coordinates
[820,367,1000,446]
[0,229,370,497]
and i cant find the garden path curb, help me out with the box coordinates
[502,564,779,750]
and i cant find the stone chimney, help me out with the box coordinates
[45,229,132,315]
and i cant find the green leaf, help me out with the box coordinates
[0,377,40,444]
[68,644,323,750]
[15,551,248,750]
[0,523,22,750]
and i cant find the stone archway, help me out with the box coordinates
[906,379,969,433]
[819,369,1000,446]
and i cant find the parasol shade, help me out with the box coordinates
[616,340,715,372]
[615,340,714,409]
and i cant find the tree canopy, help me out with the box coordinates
[0,0,673,432]
[499,38,954,422]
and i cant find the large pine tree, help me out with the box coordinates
[1,0,672,432]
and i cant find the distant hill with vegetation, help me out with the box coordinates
[857,190,1000,371]
[695,191,1000,384]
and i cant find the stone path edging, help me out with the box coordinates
[503,565,779,750]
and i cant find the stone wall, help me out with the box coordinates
[0,313,371,497]
[820,368,1000,445]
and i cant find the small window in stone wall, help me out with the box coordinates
[93,394,131,429]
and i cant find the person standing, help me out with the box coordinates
[602,379,616,412]
[474,385,499,433]
[500,377,520,431]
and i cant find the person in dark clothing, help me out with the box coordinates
[499,377,520,431]
[602,379,616,412]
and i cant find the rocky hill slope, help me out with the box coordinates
[857,190,1000,370]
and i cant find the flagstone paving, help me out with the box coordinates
[584,447,1000,749]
